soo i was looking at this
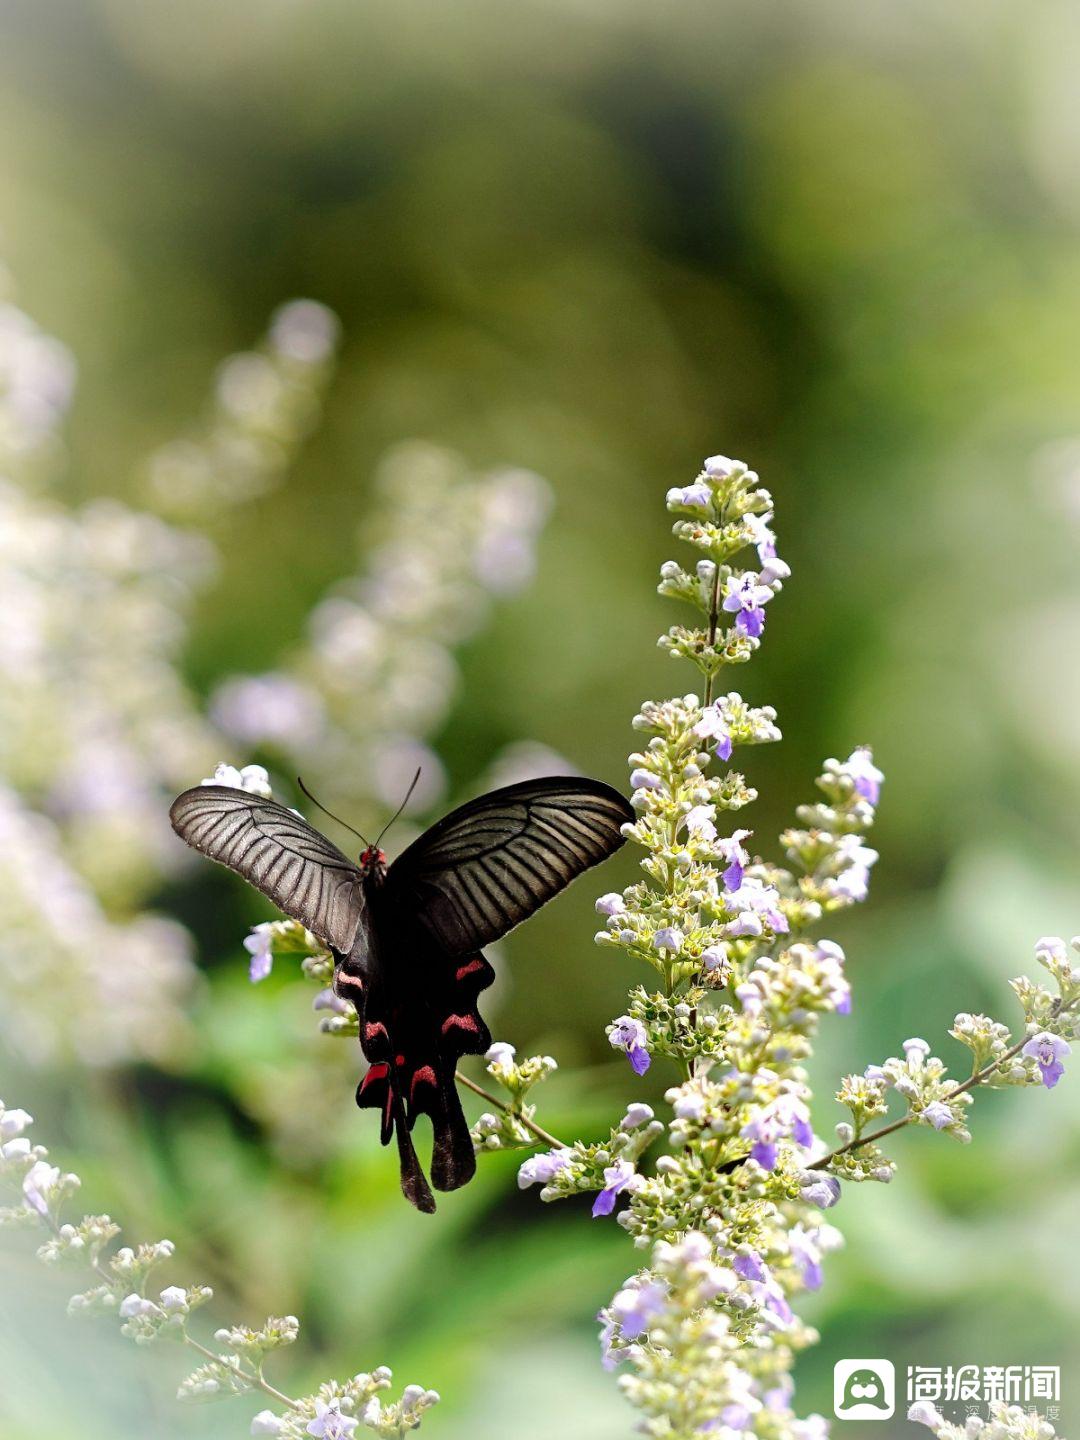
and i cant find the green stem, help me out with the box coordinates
[454,1070,569,1150]
[42,1214,301,1412]
[703,561,722,710]
[810,996,1075,1171]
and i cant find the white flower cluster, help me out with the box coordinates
[825,936,1080,1181]
[210,441,553,821]
[0,286,231,1064]
[0,782,196,1066]
[144,298,341,520]
[469,1042,560,1151]
[0,1099,437,1438]
[0,282,76,485]
[473,453,1075,1440]
[0,476,218,899]
[477,457,877,1436]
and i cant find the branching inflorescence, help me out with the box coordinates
[234,456,1075,1439]
[437,456,1073,1440]
[0,1099,439,1439]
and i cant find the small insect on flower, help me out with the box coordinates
[171,772,633,1212]
[306,1398,357,1440]
[609,1015,651,1076]
[721,573,774,638]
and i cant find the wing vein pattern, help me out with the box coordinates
[385,777,634,955]
[170,786,364,955]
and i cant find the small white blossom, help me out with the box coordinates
[0,1108,33,1140]
[200,762,273,798]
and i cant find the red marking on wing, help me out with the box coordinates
[336,972,364,990]
[365,1021,388,1042]
[395,1053,406,1067]
[455,958,486,981]
[410,1066,437,1098]
[441,1013,479,1035]
[358,1062,389,1096]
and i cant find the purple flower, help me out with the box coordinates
[740,1093,813,1170]
[1022,1031,1071,1089]
[831,836,878,903]
[759,556,791,587]
[0,1108,32,1140]
[611,1278,667,1338]
[732,1250,767,1284]
[694,702,734,761]
[1035,936,1067,967]
[666,480,713,510]
[814,939,851,1014]
[701,945,730,980]
[921,1101,954,1130]
[517,1149,574,1189]
[717,828,751,892]
[598,1315,619,1371]
[736,980,764,1016]
[841,746,884,806]
[595,892,625,916]
[725,877,788,937]
[630,767,663,791]
[799,1173,841,1210]
[652,926,684,954]
[683,805,717,841]
[722,574,773,638]
[243,924,275,983]
[620,1103,654,1130]
[748,1271,793,1328]
[763,1377,795,1413]
[745,510,777,562]
[22,1161,59,1218]
[592,1159,637,1218]
[609,1015,651,1076]
[306,1399,357,1440]
[313,988,350,1015]
[789,1225,824,1290]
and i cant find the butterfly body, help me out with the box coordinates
[170,776,633,1211]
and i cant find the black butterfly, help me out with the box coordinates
[169,775,633,1212]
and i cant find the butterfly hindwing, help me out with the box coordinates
[172,774,633,1214]
[169,786,366,956]
[382,777,634,955]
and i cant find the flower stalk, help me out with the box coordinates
[0,1100,439,1439]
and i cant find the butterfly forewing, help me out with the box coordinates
[170,773,633,1213]
[169,786,365,955]
[384,777,634,955]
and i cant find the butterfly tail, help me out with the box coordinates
[393,1090,436,1213]
[428,1068,476,1192]
[356,1061,437,1213]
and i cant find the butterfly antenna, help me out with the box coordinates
[296,776,370,847]
[374,767,422,850]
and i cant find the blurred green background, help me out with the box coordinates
[2,0,1079,1436]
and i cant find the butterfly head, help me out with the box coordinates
[359,845,387,876]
